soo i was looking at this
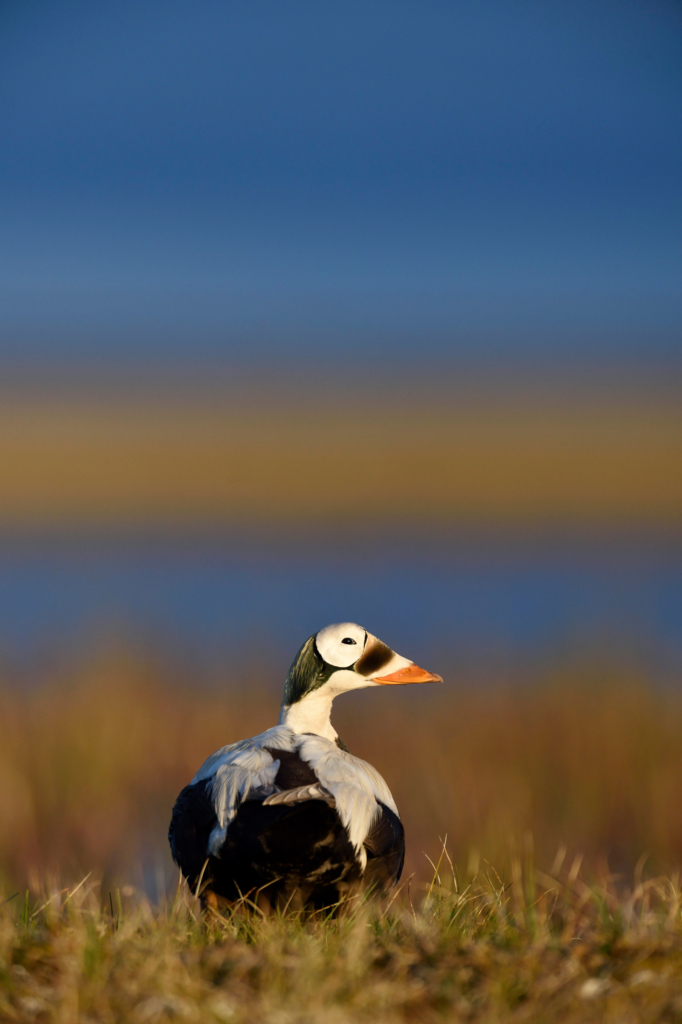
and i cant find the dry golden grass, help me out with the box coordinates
[4,855,682,1022]
[0,391,680,526]
[1,648,682,893]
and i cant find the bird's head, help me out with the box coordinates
[281,622,442,712]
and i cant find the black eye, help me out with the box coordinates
[341,637,357,645]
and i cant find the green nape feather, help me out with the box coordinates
[281,635,335,706]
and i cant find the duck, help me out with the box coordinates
[169,622,441,910]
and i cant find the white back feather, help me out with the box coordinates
[191,725,297,855]
[296,735,399,865]
[190,726,398,864]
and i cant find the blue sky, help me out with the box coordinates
[1,0,681,366]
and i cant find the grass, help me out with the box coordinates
[4,853,682,1022]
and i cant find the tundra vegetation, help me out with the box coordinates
[4,854,682,1022]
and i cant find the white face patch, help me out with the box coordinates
[315,622,367,668]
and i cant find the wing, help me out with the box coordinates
[364,801,403,858]
[168,779,218,890]
[168,730,335,896]
[363,801,405,890]
[295,734,401,858]
[187,725,297,856]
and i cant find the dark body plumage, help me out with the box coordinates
[169,747,405,909]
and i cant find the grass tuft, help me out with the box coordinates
[4,855,682,1022]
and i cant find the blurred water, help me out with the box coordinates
[0,533,680,681]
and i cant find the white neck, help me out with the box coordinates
[279,690,338,742]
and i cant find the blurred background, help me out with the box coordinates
[0,0,681,895]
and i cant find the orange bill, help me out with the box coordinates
[374,664,443,685]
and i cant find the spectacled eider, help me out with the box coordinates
[169,622,441,910]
